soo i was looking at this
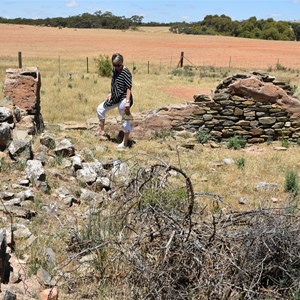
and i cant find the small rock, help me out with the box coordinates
[40,287,58,300]
[238,197,247,205]
[223,158,234,165]
[4,290,16,300]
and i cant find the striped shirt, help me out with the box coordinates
[104,67,132,107]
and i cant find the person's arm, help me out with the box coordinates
[125,89,131,105]
[125,88,131,113]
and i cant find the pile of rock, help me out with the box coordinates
[186,72,300,143]
[0,67,44,151]
[0,132,131,299]
[114,72,300,144]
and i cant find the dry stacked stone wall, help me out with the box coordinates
[0,67,44,150]
[179,72,300,143]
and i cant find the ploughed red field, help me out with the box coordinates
[1,24,300,100]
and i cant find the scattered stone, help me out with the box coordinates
[0,122,12,150]
[40,287,59,300]
[25,159,46,184]
[0,107,13,123]
[54,138,75,157]
[8,139,33,161]
[223,158,235,165]
[40,133,56,149]
[274,146,288,151]
[256,182,279,191]
[36,267,52,286]
[3,290,16,300]
[238,197,247,205]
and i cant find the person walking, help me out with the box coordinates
[96,53,133,148]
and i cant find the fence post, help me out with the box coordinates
[86,57,89,73]
[18,52,22,68]
[179,51,184,68]
[148,61,150,74]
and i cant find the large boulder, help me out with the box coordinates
[228,76,300,119]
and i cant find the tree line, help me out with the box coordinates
[170,15,300,41]
[0,11,145,29]
[1,11,299,41]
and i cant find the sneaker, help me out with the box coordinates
[117,142,126,148]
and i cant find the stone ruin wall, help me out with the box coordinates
[1,68,300,152]
[170,72,300,143]
[0,67,44,151]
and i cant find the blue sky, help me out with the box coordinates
[1,0,300,23]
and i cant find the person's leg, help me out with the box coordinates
[96,102,106,135]
[118,99,131,147]
[96,101,116,136]
[122,132,130,147]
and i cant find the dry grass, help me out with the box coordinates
[0,25,300,208]
[1,24,300,123]
[1,24,300,300]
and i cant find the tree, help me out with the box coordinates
[130,15,144,25]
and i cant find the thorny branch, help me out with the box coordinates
[58,162,300,300]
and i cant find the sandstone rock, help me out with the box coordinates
[14,115,36,134]
[3,68,41,113]
[228,76,300,119]
[40,287,58,300]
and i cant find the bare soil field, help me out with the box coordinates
[1,23,300,70]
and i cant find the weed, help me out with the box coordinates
[140,187,188,212]
[227,136,247,150]
[281,138,289,148]
[275,63,287,71]
[195,130,211,144]
[78,92,87,103]
[236,157,246,169]
[171,66,195,77]
[154,129,174,140]
[49,154,64,167]
[292,289,300,300]
[284,169,299,195]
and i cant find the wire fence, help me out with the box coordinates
[1,51,300,79]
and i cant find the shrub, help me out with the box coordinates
[275,63,287,71]
[154,129,174,140]
[95,54,112,77]
[285,170,299,195]
[236,157,246,169]
[195,130,211,144]
[227,136,247,150]
[281,138,289,148]
[170,66,195,77]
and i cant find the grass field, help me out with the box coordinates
[1,24,300,299]
[0,24,299,197]
[1,24,300,123]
